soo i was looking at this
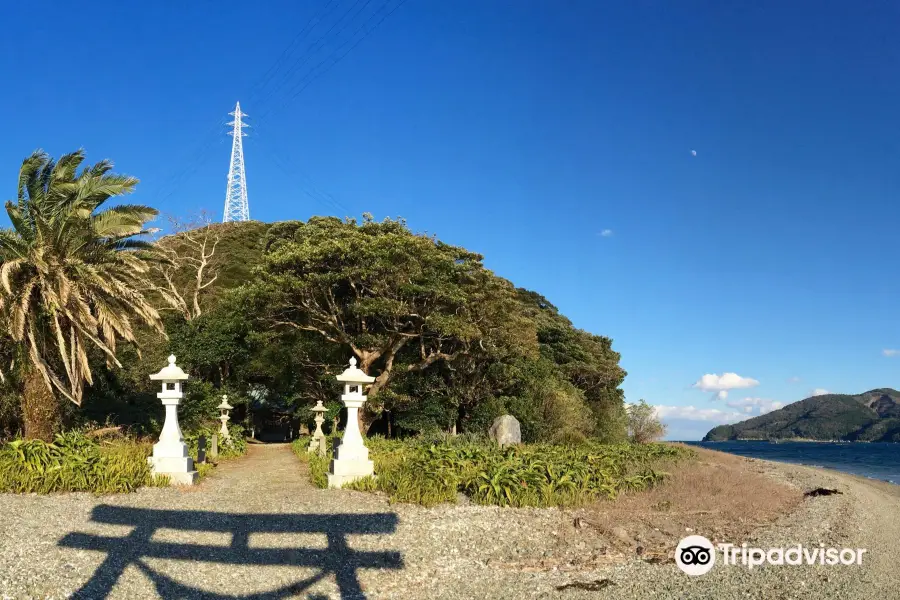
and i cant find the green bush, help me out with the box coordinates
[0,432,167,494]
[185,424,248,460]
[291,435,331,488]
[342,437,692,508]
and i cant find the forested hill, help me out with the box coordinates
[106,217,628,443]
[704,389,900,442]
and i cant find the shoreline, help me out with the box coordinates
[684,440,899,487]
[697,438,893,443]
[592,447,900,598]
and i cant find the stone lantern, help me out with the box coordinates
[218,395,233,443]
[307,400,328,453]
[148,355,198,485]
[327,357,375,488]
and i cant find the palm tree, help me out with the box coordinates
[0,150,165,440]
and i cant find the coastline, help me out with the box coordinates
[687,439,899,486]
[701,438,887,443]
[547,447,900,599]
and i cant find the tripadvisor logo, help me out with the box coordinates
[676,535,716,576]
[675,535,867,576]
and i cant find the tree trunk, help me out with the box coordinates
[358,408,377,437]
[22,368,61,441]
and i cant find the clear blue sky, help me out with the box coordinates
[2,1,899,440]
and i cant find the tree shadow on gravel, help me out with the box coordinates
[58,504,402,600]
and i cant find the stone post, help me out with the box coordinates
[148,355,198,485]
[327,357,376,488]
[307,400,327,453]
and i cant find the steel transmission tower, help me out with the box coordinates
[223,102,250,222]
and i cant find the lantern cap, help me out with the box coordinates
[217,395,233,410]
[336,357,375,384]
[311,400,328,413]
[149,355,189,381]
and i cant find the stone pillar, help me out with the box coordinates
[327,358,376,488]
[148,356,198,485]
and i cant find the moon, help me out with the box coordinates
[690,150,697,157]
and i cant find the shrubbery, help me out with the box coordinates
[185,424,248,460]
[292,434,692,508]
[291,436,332,488]
[0,424,251,495]
[0,432,168,494]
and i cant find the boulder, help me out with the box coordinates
[489,415,521,447]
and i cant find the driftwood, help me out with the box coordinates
[556,579,613,591]
[85,426,123,438]
[805,487,842,497]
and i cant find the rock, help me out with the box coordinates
[609,526,630,544]
[488,415,521,447]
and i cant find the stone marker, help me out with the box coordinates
[489,414,521,447]
[210,434,219,460]
[197,435,207,464]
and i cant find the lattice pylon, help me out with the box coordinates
[223,102,250,222]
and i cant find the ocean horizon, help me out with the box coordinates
[686,440,900,485]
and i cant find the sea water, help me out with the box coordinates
[687,441,900,484]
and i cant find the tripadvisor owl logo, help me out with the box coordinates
[675,535,716,576]
[674,535,868,575]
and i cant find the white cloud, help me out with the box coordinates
[810,388,829,397]
[787,376,801,384]
[653,405,745,424]
[883,349,899,357]
[599,229,613,237]
[693,373,760,399]
[726,397,785,415]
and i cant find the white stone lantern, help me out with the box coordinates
[218,395,233,443]
[148,355,197,485]
[307,400,328,453]
[327,357,376,488]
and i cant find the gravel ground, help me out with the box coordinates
[0,444,898,599]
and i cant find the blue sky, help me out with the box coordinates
[2,1,899,440]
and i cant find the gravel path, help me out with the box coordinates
[1,444,898,599]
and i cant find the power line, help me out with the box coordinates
[255,0,405,130]
[251,0,377,124]
[150,117,228,206]
[257,140,352,217]
[244,0,342,110]
[147,0,349,208]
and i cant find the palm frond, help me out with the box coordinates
[0,150,161,407]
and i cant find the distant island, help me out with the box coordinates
[704,388,900,442]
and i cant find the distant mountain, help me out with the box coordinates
[703,389,900,442]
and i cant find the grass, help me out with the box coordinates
[186,425,249,482]
[290,436,331,488]
[580,445,803,554]
[0,425,251,494]
[185,425,248,460]
[0,431,168,494]
[291,434,692,508]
